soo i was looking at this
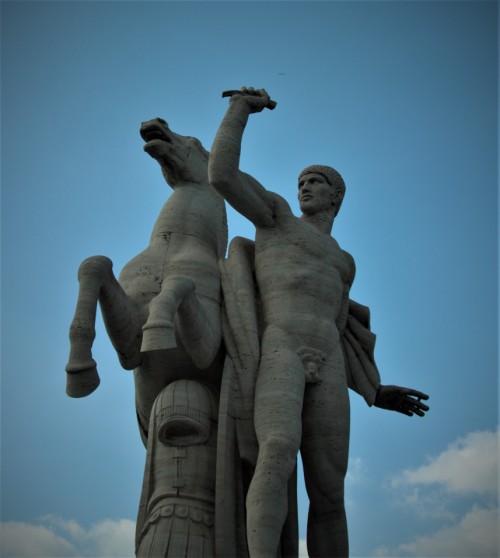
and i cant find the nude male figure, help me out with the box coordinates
[209,88,429,558]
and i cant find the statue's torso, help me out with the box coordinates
[255,194,353,353]
[119,185,226,322]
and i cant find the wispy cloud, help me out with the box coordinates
[0,521,79,558]
[2,429,497,558]
[346,456,365,484]
[376,428,499,557]
[1,518,310,557]
[375,506,498,557]
[393,429,499,495]
[0,516,135,558]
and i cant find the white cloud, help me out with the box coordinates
[1,518,308,557]
[393,429,499,495]
[0,522,80,557]
[299,538,309,557]
[390,485,458,521]
[85,519,136,557]
[346,456,364,484]
[375,506,499,557]
[377,429,499,557]
[40,515,86,540]
[0,516,135,558]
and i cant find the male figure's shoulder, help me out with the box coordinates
[341,249,356,285]
[267,191,294,216]
[249,190,294,228]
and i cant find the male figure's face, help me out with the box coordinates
[298,172,335,215]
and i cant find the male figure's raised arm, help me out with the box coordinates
[209,88,275,229]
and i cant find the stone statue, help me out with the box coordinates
[136,379,218,557]
[65,117,227,445]
[208,87,430,558]
[66,96,429,558]
[64,115,287,557]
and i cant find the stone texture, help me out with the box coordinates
[136,380,218,557]
[66,117,230,556]
[66,117,227,440]
[209,87,429,558]
[66,96,429,558]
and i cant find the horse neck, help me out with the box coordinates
[150,180,226,247]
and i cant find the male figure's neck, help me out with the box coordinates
[300,211,335,235]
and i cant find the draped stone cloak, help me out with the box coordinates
[214,236,382,557]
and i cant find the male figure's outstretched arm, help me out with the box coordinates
[343,299,430,416]
[209,87,275,228]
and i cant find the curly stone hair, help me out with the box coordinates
[298,165,346,215]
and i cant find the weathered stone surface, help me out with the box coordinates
[209,87,430,558]
[136,380,218,557]
[65,117,235,556]
[66,117,227,437]
[66,94,429,558]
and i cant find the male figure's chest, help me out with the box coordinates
[255,218,350,300]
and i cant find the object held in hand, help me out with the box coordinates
[222,89,277,110]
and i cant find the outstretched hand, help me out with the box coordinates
[374,385,429,417]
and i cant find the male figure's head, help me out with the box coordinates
[298,165,346,217]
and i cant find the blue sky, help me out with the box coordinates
[1,1,498,557]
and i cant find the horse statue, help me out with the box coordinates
[65,117,227,444]
[65,114,298,557]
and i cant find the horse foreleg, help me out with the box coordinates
[141,275,221,370]
[66,256,142,398]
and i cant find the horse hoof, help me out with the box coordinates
[65,359,100,398]
[141,321,177,352]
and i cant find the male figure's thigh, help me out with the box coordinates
[253,331,306,448]
[301,361,350,502]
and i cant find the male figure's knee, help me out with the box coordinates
[259,437,300,472]
[306,475,345,514]
[315,492,345,517]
